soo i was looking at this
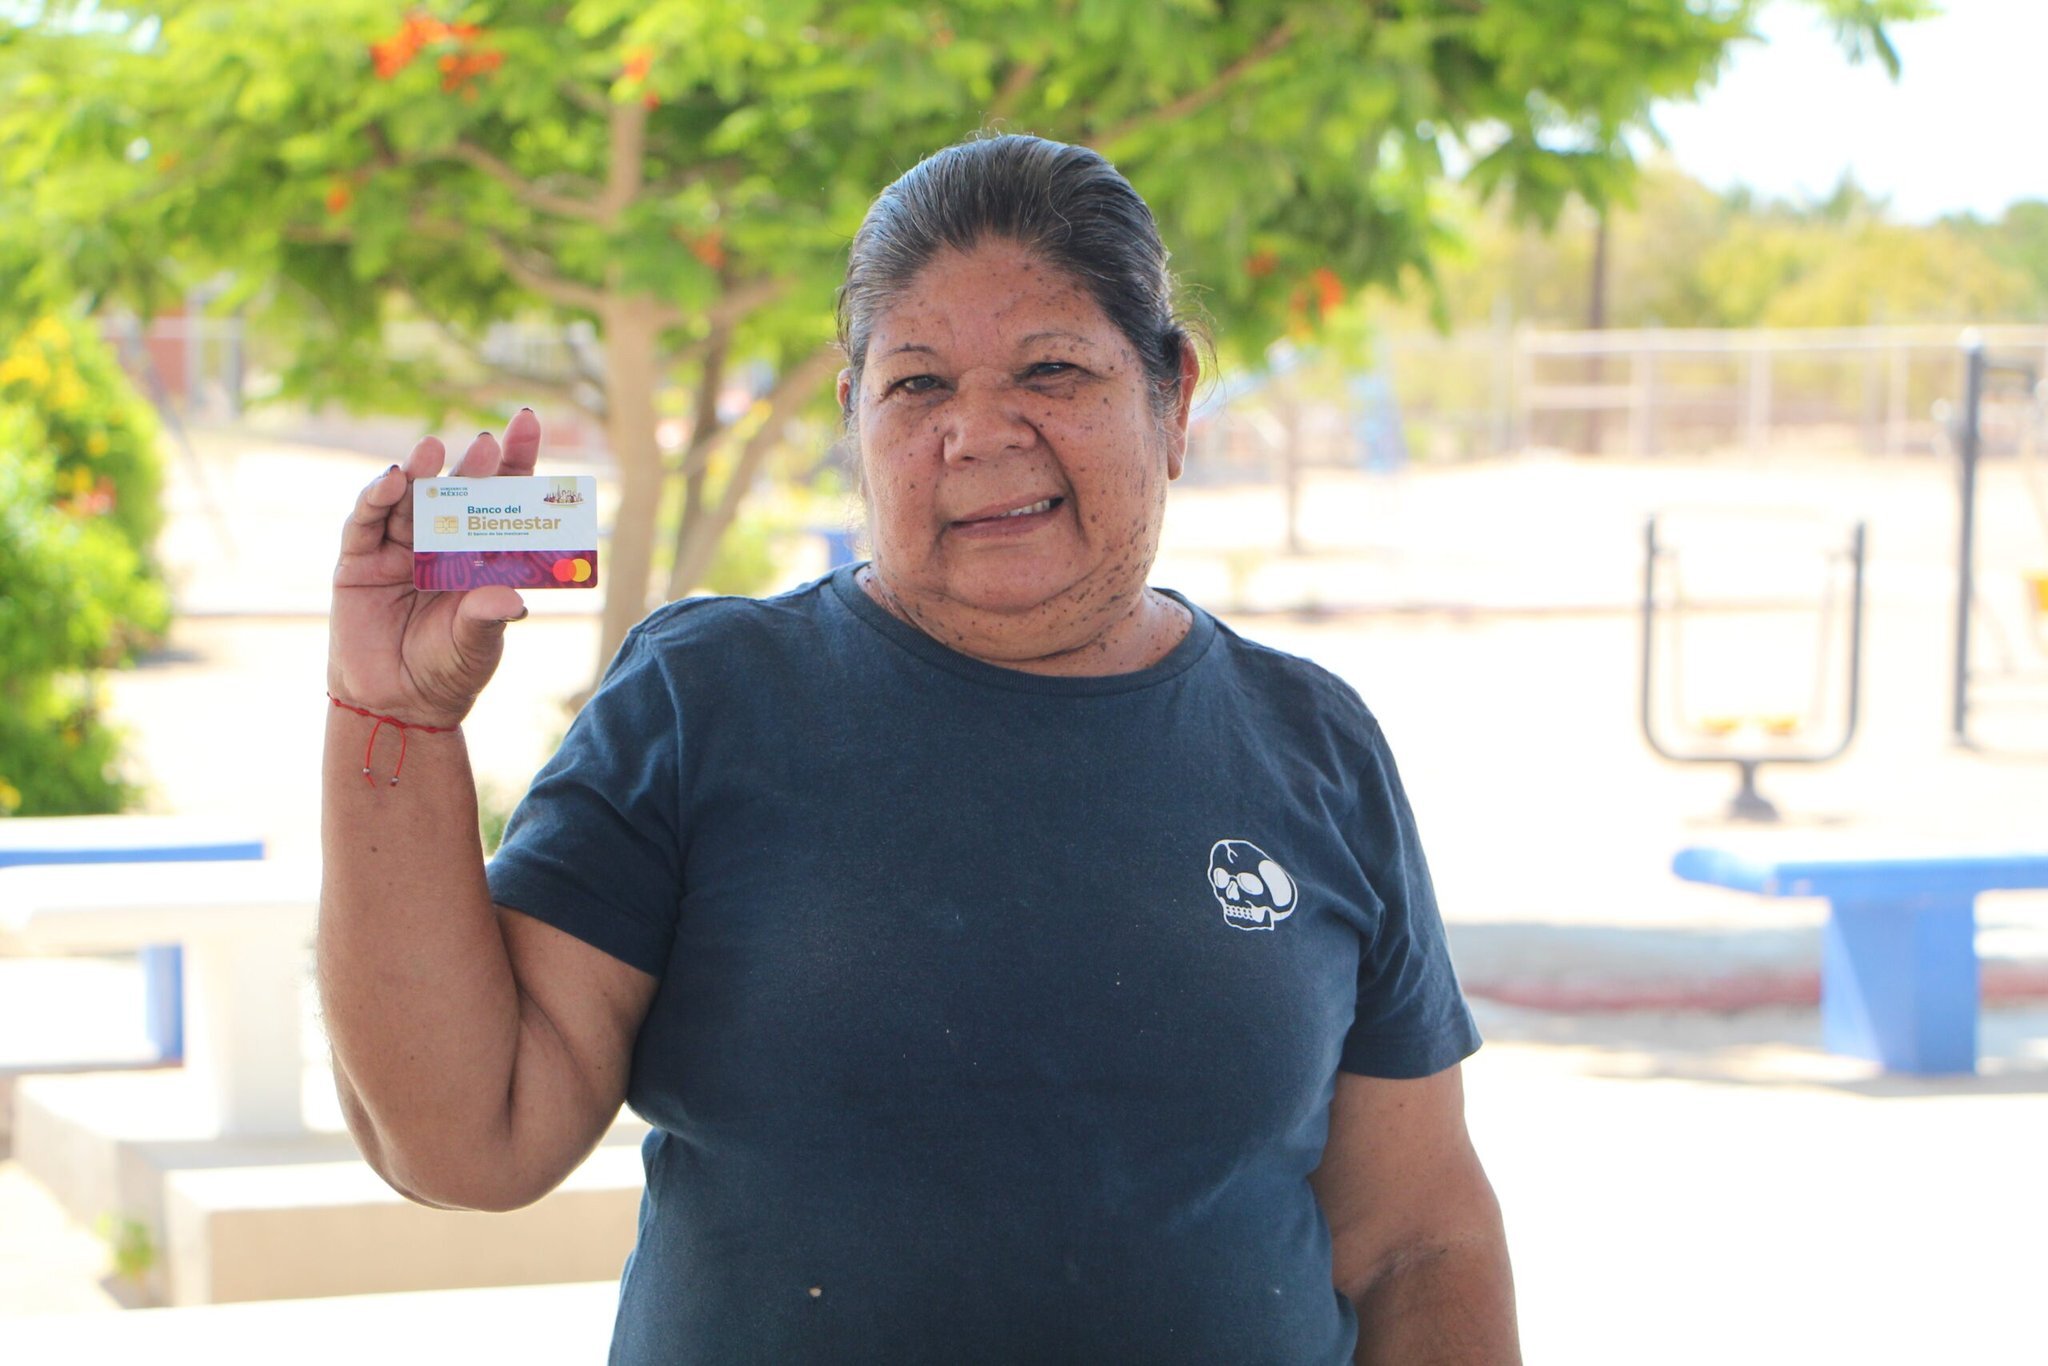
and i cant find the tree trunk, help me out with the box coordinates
[596,300,663,678]
[1585,210,1610,455]
[662,337,730,602]
[663,346,839,601]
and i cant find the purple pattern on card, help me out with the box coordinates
[414,550,599,590]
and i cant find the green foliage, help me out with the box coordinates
[0,414,167,668]
[696,510,781,598]
[0,675,136,817]
[0,0,1929,666]
[1948,200,2048,321]
[1,0,1928,367]
[0,430,152,814]
[1749,222,2027,328]
[94,1213,158,1288]
[0,315,169,559]
[1394,166,2041,332]
[0,319,169,816]
[475,776,515,855]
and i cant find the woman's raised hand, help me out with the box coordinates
[327,409,542,729]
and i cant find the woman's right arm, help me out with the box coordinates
[318,413,657,1212]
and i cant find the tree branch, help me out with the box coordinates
[404,216,604,311]
[665,344,839,599]
[420,374,600,423]
[645,156,747,198]
[599,97,649,224]
[392,274,595,402]
[1090,19,1298,151]
[559,81,611,117]
[648,276,790,336]
[709,344,840,517]
[673,324,732,482]
[402,214,473,244]
[442,141,605,221]
[986,60,1040,126]
[364,121,402,170]
[479,229,608,312]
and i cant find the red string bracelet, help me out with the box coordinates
[328,694,456,787]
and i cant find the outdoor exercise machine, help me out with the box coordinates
[1948,333,2048,745]
[1640,515,1866,821]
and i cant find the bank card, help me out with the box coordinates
[412,475,599,591]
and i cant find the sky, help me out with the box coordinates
[1649,0,2048,223]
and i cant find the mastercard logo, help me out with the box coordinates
[551,556,593,584]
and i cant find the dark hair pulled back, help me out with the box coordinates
[837,134,1195,419]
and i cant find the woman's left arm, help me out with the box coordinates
[1309,1064,1521,1365]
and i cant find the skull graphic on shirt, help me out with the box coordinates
[1207,840,1298,931]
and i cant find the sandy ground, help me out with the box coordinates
[3,429,2046,1361]
[8,1002,2046,1363]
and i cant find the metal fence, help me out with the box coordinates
[1505,325,2048,461]
[1185,323,2048,474]
[103,313,2048,467]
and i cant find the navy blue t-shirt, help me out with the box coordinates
[487,566,1479,1364]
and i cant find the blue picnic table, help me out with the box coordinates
[1673,846,2048,1074]
[0,816,265,1062]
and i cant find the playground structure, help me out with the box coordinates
[1946,333,2048,746]
[1639,513,1867,821]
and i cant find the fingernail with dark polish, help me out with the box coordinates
[518,407,534,415]
[386,464,400,474]
[477,431,492,440]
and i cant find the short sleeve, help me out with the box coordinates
[485,625,683,977]
[1338,723,1482,1078]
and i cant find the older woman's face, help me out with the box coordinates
[844,239,1190,629]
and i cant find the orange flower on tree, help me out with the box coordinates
[370,12,488,84]
[1312,267,1344,314]
[1285,268,1348,336]
[1245,249,1279,279]
[622,46,660,108]
[325,180,353,215]
[439,47,504,94]
[688,230,727,271]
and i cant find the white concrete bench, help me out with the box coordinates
[3,857,655,1309]
[0,815,266,867]
[0,814,268,1062]
[0,860,318,1136]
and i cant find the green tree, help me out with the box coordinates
[1950,201,2048,320]
[1682,177,2030,328]
[1409,161,1746,331]
[1754,222,2027,327]
[0,314,170,816]
[0,0,1927,675]
[0,405,160,815]
[1402,163,2038,333]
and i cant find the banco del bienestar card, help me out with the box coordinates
[412,476,599,591]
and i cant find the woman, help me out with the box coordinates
[321,134,1518,1364]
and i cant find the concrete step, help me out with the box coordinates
[15,1069,645,1306]
[3,1279,618,1363]
[164,1147,641,1305]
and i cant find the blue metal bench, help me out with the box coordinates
[1673,846,2048,1074]
[0,816,265,1062]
